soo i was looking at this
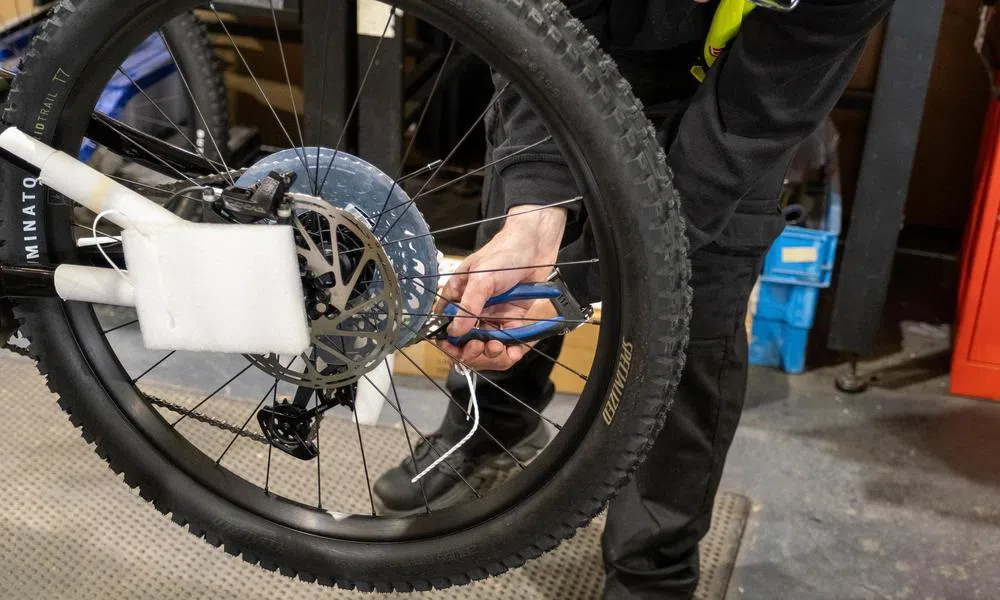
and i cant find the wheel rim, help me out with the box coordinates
[32,0,625,543]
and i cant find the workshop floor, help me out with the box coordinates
[3,327,998,599]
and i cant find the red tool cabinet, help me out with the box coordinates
[952,88,1000,400]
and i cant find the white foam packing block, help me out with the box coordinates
[122,222,310,355]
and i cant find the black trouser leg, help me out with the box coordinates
[601,245,767,600]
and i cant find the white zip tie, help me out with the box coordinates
[411,364,480,483]
[92,210,135,287]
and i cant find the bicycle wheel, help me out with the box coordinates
[0,0,689,591]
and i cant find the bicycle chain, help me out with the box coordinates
[141,391,270,445]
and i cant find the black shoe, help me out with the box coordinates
[373,422,550,516]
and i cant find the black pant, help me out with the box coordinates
[437,2,893,598]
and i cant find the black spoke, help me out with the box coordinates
[356,259,600,288]
[264,380,277,494]
[316,414,324,509]
[108,175,207,205]
[216,379,280,465]
[100,117,207,189]
[410,278,590,382]
[315,6,398,195]
[208,2,311,178]
[353,409,376,517]
[361,372,481,499]
[371,135,554,223]
[416,136,553,199]
[114,66,232,184]
[172,362,254,427]
[382,359,431,514]
[102,319,139,335]
[269,0,307,155]
[370,39,457,233]
[383,197,582,247]
[132,351,176,384]
[399,311,599,327]
[377,81,511,242]
[395,315,564,431]
[393,346,527,469]
[310,0,334,196]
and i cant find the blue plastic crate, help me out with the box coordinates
[749,188,842,373]
[760,194,841,287]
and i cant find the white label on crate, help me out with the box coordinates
[781,246,819,264]
[358,0,399,38]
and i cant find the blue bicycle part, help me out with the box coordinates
[437,281,585,347]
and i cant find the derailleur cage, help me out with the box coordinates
[258,383,357,461]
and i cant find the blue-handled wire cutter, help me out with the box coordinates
[422,270,594,347]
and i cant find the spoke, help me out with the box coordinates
[310,0,334,196]
[398,311,599,327]
[384,197,582,248]
[100,117,207,190]
[377,81,511,242]
[73,222,121,242]
[396,315,563,431]
[108,175,207,205]
[353,408,377,516]
[372,135,553,223]
[269,0,306,154]
[131,351,176,384]
[103,319,139,335]
[415,136,553,200]
[315,5,398,195]
[397,160,444,184]
[370,40,457,233]
[410,278,590,382]
[361,371,481,499]
[357,259,600,287]
[208,2,311,177]
[264,379,277,494]
[316,414,324,509]
[114,66,232,184]
[392,346,527,469]
[216,378,280,465]
[382,359,431,514]
[172,362,254,427]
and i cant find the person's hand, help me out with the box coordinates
[437,205,567,370]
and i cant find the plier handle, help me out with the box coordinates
[422,270,593,347]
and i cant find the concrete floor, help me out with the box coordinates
[725,362,1000,600]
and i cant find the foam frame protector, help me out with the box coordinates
[123,222,310,355]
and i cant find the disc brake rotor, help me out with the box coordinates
[235,148,440,345]
[238,148,440,389]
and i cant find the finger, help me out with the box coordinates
[449,275,492,337]
[484,339,505,358]
[508,345,526,363]
[461,339,487,363]
[438,340,463,361]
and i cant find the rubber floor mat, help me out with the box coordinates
[0,354,749,599]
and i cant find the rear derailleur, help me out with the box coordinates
[258,382,357,461]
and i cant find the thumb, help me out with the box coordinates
[448,273,494,337]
